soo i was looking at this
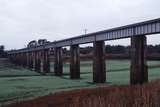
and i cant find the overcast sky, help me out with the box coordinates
[0,0,160,50]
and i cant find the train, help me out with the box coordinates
[27,39,50,48]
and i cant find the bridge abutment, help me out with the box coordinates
[93,41,106,83]
[130,35,148,84]
[70,45,80,79]
[54,47,63,76]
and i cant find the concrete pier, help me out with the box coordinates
[93,41,106,83]
[54,47,63,76]
[130,35,148,84]
[44,49,50,73]
[29,52,34,69]
[70,45,80,79]
[40,50,45,73]
[23,53,27,67]
[49,49,54,73]
[26,52,30,68]
[32,52,36,71]
[35,51,40,72]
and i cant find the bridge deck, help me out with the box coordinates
[8,18,160,54]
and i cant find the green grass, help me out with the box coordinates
[0,60,40,77]
[0,59,160,105]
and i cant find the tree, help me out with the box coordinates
[0,45,4,51]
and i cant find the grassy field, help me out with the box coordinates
[0,59,160,105]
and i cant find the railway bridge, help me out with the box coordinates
[7,18,160,84]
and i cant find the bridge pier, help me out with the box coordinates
[23,53,26,67]
[22,53,25,66]
[18,54,21,65]
[15,54,18,65]
[26,52,30,68]
[70,45,80,79]
[54,47,63,76]
[17,54,20,66]
[130,35,148,84]
[19,53,22,66]
[35,51,40,72]
[13,54,16,64]
[49,49,55,73]
[40,50,45,73]
[20,53,23,66]
[46,49,50,73]
[28,53,30,69]
[13,54,16,63]
[32,52,36,71]
[40,49,50,74]
[93,41,106,83]
[44,49,50,73]
[29,52,33,69]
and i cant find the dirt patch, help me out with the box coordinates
[3,79,160,107]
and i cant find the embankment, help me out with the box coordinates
[4,79,160,107]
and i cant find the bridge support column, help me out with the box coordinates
[40,50,45,73]
[26,52,30,68]
[70,45,80,79]
[20,53,23,66]
[44,49,50,73]
[32,52,36,71]
[18,53,21,66]
[16,54,19,65]
[19,53,22,66]
[54,47,63,76]
[130,35,148,84]
[22,53,25,66]
[29,52,33,69]
[27,53,30,68]
[93,41,106,83]
[17,54,20,66]
[37,51,41,72]
[23,53,26,67]
[49,49,55,73]
[40,49,50,74]
[14,54,16,64]
[23,53,27,67]
[17,54,21,66]
[35,51,40,72]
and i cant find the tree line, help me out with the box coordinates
[0,45,7,58]
[78,45,160,55]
